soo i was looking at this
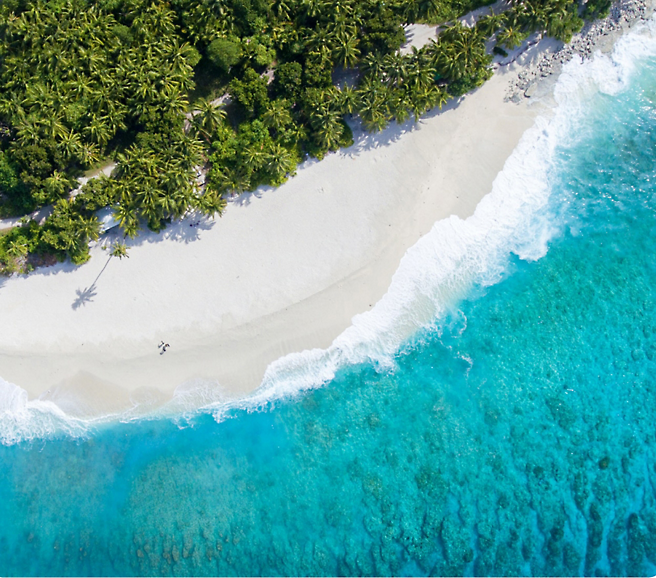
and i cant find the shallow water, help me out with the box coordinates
[2,25,656,578]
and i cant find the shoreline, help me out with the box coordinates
[1,69,537,418]
[0,6,646,420]
[506,0,656,101]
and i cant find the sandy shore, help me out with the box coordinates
[0,48,561,417]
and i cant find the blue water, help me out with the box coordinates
[2,32,656,577]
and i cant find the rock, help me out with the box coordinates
[524,83,538,97]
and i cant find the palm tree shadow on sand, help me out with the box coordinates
[72,255,111,310]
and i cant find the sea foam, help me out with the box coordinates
[2,20,656,444]
[215,18,656,417]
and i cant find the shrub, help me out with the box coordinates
[272,62,303,101]
[207,38,242,72]
[229,68,269,116]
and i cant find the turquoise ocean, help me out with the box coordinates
[2,21,656,577]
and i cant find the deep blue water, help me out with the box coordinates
[2,34,656,577]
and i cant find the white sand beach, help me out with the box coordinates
[0,58,550,418]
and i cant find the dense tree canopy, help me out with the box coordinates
[0,0,587,272]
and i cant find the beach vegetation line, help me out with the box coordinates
[0,0,587,272]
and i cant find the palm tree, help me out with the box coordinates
[274,0,292,20]
[476,13,504,37]
[315,112,344,150]
[389,89,411,124]
[196,188,228,215]
[83,115,111,146]
[434,24,490,82]
[497,21,527,49]
[169,41,196,75]
[262,99,293,132]
[76,215,100,243]
[301,0,322,18]
[161,86,189,116]
[358,88,390,132]
[266,143,296,182]
[15,121,41,145]
[114,202,140,238]
[6,239,28,259]
[337,85,360,115]
[360,53,384,78]
[242,145,265,170]
[406,56,436,89]
[110,240,130,259]
[191,98,226,139]
[224,166,251,194]
[135,187,160,216]
[383,53,408,87]
[329,15,359,39]
[44,171,70,199]
[333,33,360,69]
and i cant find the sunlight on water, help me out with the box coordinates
[2,27,656,578]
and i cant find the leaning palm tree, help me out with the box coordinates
[110,240,129,259]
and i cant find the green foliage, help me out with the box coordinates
[112,23,133,45]
[272,62,304,101]
[207,37,243,72]
[207,119,300,193]
[40,199,100,265]
[109,129,217,235]
[0,221,40,274]
[110,240,129,259]
[229,68,270,117]
[584,0,612,19]
[0,151,20,195]
[74,178,118,213]
[242,37,276,68]
[0,0,604,272]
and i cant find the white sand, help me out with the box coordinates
[0,65,542,418]
[401,0,509,54]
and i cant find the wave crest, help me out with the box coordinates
[2,20,656,443]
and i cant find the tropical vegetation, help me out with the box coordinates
[0,0,589,272]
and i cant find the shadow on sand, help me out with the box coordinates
[230,94,468,207]
[71,255,112,310]
[7,75,483,283]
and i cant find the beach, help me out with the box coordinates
[4,2,656,572]
[0,0,647,419]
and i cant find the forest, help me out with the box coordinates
[0,0,603,272]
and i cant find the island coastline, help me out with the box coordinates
[0,0,652,422]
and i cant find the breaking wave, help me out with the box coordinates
[2,18,656,445]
